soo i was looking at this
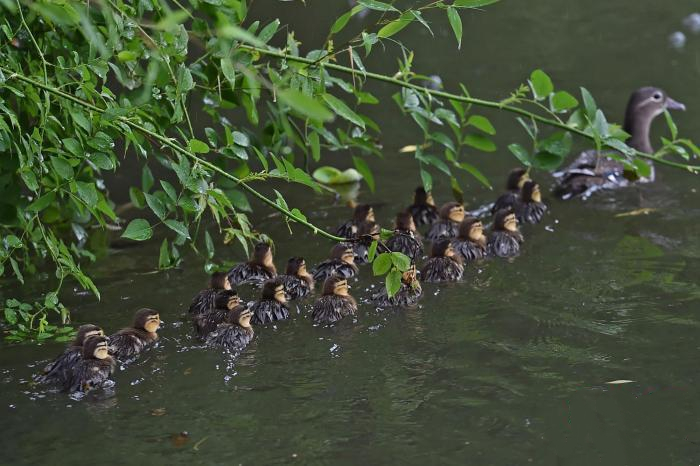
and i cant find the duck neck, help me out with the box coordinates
[623,112,654,154]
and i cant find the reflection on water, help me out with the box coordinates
[2,0,700,464]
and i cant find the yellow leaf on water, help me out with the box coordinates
[615,208,656,218]
[605,379,636,384]
[399,145,418,153]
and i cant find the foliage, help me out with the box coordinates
[0,0,698,341]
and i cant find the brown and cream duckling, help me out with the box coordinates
[372,265,423,308]
[66,335,115,394]
[516,181,547,224]
[420,240,464,282]
[205,307,255,353]
[279,257,315,300]
[108,308,161,362]
[188,272,231,317]
[488,209,524,258]
[37,324,104,386]
[408,187,439,227]
[491,168,530,214]
[386,211,423,261]
[554,87,685,199]
[426,202,466,242]
[249,278,289,325]
[226,242,277,287]
[353,221,381,265]
[335,204,376,238]
[192,290,244,338]
[451,217,488,263]
[311,276,358,325]
[312,243,359,283]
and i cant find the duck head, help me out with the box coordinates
[624,87,685,153]
[210,272,231,291]
[458,217,486,243]
[215,289,240,310]
[521,181,542,203]
[439,202,465,223]
[353,204,375,223]
[74,324,104,346]
[133,308,161,334]
[286,256,309,278]
[494,209,519,233]
[394,211,417,232]
[413,187,436,206]
[252,242,275,269]
[323,276,350,297]
[506,168,530,191]
[331,243,356,266]
[82,335,110,360]
[228,306,253,329]
[357,221,381,242]
[261,278,286,304]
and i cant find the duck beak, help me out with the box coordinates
[666,97,686,111]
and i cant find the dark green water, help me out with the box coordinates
[2,1,700,464]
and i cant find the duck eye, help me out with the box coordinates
[653,93,662,101]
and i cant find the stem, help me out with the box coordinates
[240,44,700,173]
[1,67,347,243]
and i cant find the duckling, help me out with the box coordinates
[420,240,464,282]
[372,265,423,308]
[553,87,686,199]
[249,278,289,325]
[516,181,547,224]
[66,336,115,394]
[311,276,358,325]
[205,307,255,353]
[279,257,315,300]
[386,211,423,261]
[335,204,376,238]
[108,308,161,362]
[407,187,439,227]
[451,217,488,263]
[353,221,381,265]
[188,272,231,317]
[488,209,523,258]
[192,290,243,338]
[37,324,104,386]
[426,202,466,242]
[226,242,277,287]
[312,243,359,283]
[491,168,530,214]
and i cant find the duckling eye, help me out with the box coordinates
[653,93,662,101]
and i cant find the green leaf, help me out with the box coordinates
[507,143,532,166]
[278,89,334,122]
[420,168,433,192]
[129,187,146,209]
[532,151,563,170]
[664,110,678,140]
[50,157,74,180]
[580,87,598,121]
[459,162,492,189]
[386,270,402,298]
[218,24,265,47]
[633,159,652,178]
[538,131,573,158]
[446,7,463,49]
[330,8,354,35]
[142,165,154,192]
[372,253,392,275]
[453,0,500,6]
[158,239,171,268]
[357,0,398,12]
[220,58,236,90]
[431,132,455,151]
[464,134,496,152]
[164,219,190,239]
[28,192,56,212]
[5,235,22,248]
[309,131,321,162]
[467,115,496,135]
[161,181,177,202]
[204,231,215,259]
[188,138,210,154]
[312,167,363,185]
[377,12,413,39]
[145,193,166,220]
[232,131,250,147]
[62,138,82,157]
[368,240,378,262]
[529,69,553,101]
[121,219,152,241]
[322,94,365,129]
[390,252,411,271]
[352,156,375,192]
[76,181,98,208]
[117,50,138,62]
[551,91,579,112]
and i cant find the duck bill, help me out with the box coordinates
[666,97,686,111]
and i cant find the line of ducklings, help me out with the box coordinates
[36,167,544,397]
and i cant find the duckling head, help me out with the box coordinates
[439,202,465,223]
[458,217,485,243]
[624,87,685,153]
[494,209,519,233]
[252,242,275,268]
[506,168,530,191]
[215,289,240,310]
[357,221,381,242]
[74,324,104,346]
[210,272,231,291]
[331,243,356,266]
[521,181,541,203]
[228,307,253,329]
[286,256,309,277]
[82,335,110,360]
[353,204,375,223]
[323,276,350,296]
[431,239,454,258]
[413,187,436,206]
[262,278,287,304]
[133,308,161,334]
[394,211,416,232]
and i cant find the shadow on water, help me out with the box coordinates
[2,1,700,465]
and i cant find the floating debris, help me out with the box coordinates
[668,31,686,49]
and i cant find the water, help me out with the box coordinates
[2,1,700,464]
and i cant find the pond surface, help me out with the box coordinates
[2,1,700,464]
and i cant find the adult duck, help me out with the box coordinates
[553,87,685,199]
